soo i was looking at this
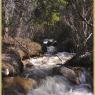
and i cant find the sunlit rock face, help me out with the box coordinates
[2,76,38,95]
[17,38,42,58]
[2,37,42,59]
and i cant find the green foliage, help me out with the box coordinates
[34,0,68,25]
[58,0,68,5]
[51,12,60,23]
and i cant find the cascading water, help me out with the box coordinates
[26,51,93,95]
[2,51,93,95]
[27,75,93,95]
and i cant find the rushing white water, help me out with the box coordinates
[2,51,93,95]
[27,75,93,95]
[23,52,93,95]
[25,52,76,68]
[25,66,93,95]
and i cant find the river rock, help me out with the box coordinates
[2,76,38,95]
[2,37,43,58]
[2,53,23,76]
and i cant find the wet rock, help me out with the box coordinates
[53,66,93,87]
[21,67,53,80]
[42,38,57,54]
[53,66,80,84]
[72,67,93,89]
[2,76,38,95]
[43,39,57,47]
[2,53,23,76]
[21,59,34,72]
[8,47,30,60]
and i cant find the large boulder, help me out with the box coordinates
[2,76,38,95]
[3,37,43,59]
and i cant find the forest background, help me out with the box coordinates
[2,0,93,53]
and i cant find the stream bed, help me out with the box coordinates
[2,52,93,95]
